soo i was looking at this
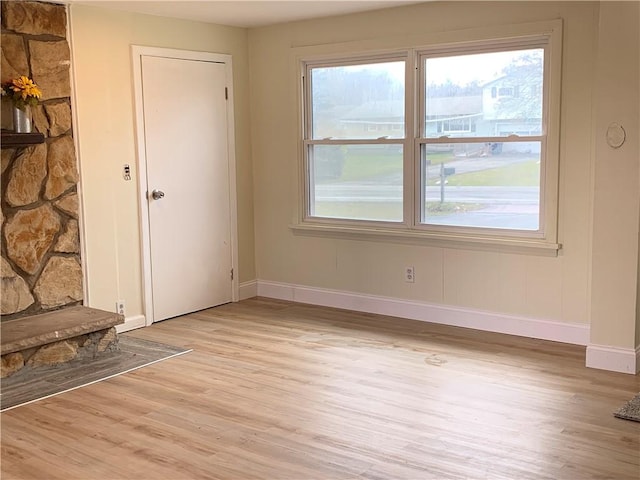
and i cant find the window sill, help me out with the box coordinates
[290,222,561,256]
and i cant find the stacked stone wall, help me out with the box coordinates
[1,1,82,319]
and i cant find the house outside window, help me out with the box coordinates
[299,23,562,251]
[420,46,545,231]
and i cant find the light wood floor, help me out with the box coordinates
[2,298,639,479]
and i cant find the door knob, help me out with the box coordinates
[151,189,165,200]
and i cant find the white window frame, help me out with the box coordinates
[302,53,410,227]
[415,34,555,241]
[293,20,562,255]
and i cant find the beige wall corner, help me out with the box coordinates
[589,1,640,368]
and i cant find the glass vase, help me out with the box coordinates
[12,105,32,133]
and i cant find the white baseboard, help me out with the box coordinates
[116,314,146,333]
[257,280,590,346]
[586,344,640,374]
[239,280,258,300]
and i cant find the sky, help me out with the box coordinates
[360,48,542,86]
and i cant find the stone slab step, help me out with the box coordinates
[1,306,124,355]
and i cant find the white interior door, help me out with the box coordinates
[141,55,232,322]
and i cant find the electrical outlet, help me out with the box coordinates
[404,266,415,283]
[116,300,126,317]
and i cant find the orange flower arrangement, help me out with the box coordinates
[1,75,42,109]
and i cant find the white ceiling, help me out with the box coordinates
[73,0,423,28]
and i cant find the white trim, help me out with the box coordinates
[239,280,258,300]
[67,5,91,305]
[131,46,153,326]
[116,314,146,333]
[224,61,240,302]
[256,280,589,346]
[291,223,560,256]
[131,46,239,326]
[586,344,640,375]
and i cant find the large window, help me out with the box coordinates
[300,28,561,250]
[420,47,544,231]
[305,58,406,222]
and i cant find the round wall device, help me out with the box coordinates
[606,123,626,149]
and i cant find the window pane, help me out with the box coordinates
[310,144,403,222]
[310,61,405,140]
[424,49,543,138]
[421,142,540,230]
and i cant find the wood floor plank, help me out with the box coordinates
[2,298,639,479]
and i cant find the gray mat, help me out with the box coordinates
[1,336,191,412]
[614,393,640,423]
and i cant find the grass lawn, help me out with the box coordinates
[338,151,456,182]
[313,202,402,221]
[436,160,540,187]
[321,148,538,190]
[339,153,402,182]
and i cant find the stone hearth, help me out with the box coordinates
[1,306,124,379]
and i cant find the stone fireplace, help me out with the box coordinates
[1,0,81,319]
[1,1,121,380]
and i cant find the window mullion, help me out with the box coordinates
[406,49,419,228]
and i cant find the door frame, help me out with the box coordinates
[131,45,239,326]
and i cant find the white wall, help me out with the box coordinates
[69,5,255,322]
[590,1,640,349]
[247,1,638,356]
